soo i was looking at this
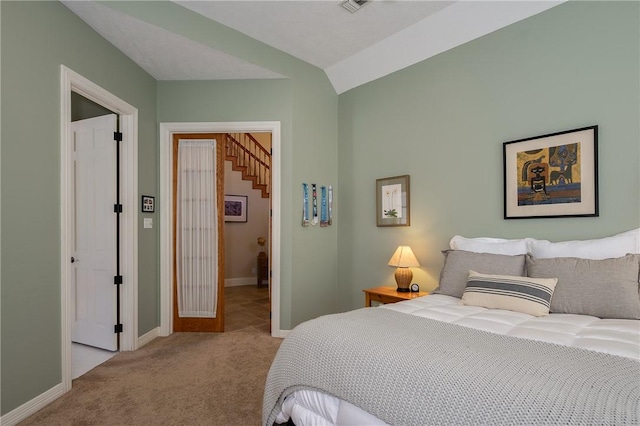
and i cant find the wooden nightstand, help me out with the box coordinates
[257,252,269,288]
[363,286,429,307]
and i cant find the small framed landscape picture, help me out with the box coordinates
[224,194,248,223]
[503,125,598,219]
[141,195,155,213]
[376,175,410,227]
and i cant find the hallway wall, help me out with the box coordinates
[224,161,270,285]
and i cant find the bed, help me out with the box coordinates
[263,229,640,426]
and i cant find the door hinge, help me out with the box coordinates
[114,275,123,285]
[114,204,123,213]
[114,132,123,142]
[114,324,123,333]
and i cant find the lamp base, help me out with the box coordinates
[394,267,413,293]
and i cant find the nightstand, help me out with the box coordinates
[363,286,429,307]
[257,252,268,288]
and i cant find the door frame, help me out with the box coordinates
[159,122,283,337]
[60,65,139,392]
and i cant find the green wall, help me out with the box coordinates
[1,1,158,414]
[71,92,113,121]
[135,0,340,330]
[158,79,297,328]
[2,0,339,414]
[337,1,640,311]
[157,76,340,332]
[4,0,637,418]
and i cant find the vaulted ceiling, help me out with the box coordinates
[62,1,564,94]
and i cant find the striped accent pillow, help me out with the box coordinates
[462,270,558,317]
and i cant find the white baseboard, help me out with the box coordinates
[1,383,65,426]
[1,324,288,426]
[2,328,161,426]
[272,329,290,339]
[137,326,160,348]
[224,277,256,287]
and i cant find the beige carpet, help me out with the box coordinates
[20,329,282,426]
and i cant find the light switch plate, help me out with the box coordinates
[144,218,153,229]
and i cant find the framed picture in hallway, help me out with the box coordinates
[141,195,155,213]
[224,195,248,222]
[503,125,598,219]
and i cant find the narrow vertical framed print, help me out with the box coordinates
[376,175,410,227]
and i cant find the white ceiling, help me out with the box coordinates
[174,0,455,69]
[62,1,564,94]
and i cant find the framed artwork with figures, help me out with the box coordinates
[503,125,598,219]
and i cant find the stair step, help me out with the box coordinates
[225,134,271,198]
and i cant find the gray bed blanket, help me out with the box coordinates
[263,308,640,426]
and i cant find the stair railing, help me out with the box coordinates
[225,133,271,198]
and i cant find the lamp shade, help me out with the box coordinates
[388,246,420,268]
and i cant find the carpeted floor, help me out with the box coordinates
[20,287,282,426]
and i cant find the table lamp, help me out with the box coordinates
[388,246,420,292]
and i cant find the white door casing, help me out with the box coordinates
[70,115,118,351]
[61,65,138,393]
[159,122,284,338]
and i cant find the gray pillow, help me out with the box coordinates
[434,250,526,298]
[526,254,640,319]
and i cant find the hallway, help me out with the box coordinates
[224,285,270,333]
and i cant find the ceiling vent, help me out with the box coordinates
[341,0,369,13]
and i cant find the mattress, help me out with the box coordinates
[275,294,640,426]
[384,294,640,360]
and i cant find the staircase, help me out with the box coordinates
[225,133,271,198]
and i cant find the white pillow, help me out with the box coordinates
[529,228,640,259]
[449,235,530,255]
[462,270,558,317]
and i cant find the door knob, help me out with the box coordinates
[71,257,77,263]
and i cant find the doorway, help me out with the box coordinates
[60,65,139,392]
[69,113,119,378]
[223,132,271,333]
[159,122,283,338]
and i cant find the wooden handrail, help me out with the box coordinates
[247,133,271,158]
[227,135,270,169]
[224,133,271,198]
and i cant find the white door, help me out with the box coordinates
[70,114,118,351]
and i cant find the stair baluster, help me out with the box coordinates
[225,133,270,198]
